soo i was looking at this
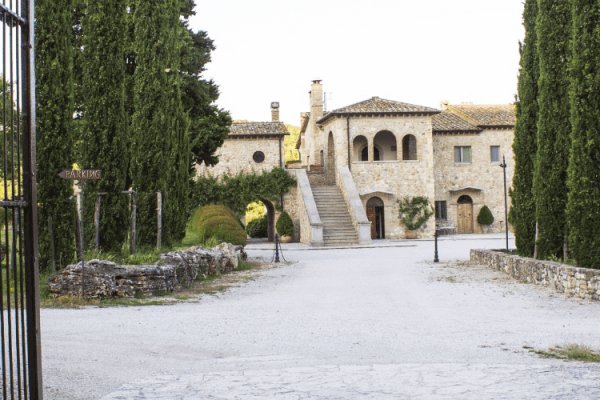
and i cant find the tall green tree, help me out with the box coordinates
[178,4,230,168]
[35,1,77,270]
[510,0,539,257]
[130,0,190,246]
[533,0,572,260]
[566,0,600,269]
[80,0,129,251]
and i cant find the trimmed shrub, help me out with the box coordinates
[477,205,494,226]
[188,205,246,246]
[246,215,268,238]
[276,211,293,237]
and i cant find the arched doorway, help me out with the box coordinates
[457,195,473,234]
[326,132,336,183]
[366,197,385,239]
[244,198,276,241]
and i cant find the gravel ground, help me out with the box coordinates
[41,235,600,399]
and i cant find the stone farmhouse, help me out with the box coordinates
[200,80,515,246]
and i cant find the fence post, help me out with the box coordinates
[94,193,103,250]
[77,189,85,297]
[156,191,162,250]
[130,191,137,254]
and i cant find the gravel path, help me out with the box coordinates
[42,235,600,399]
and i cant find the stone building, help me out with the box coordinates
[200,80,515,246]
[198,102,289,241]
[291,80,515,245]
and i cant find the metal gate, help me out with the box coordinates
[1,0,43,399]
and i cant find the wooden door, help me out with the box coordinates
[457,203,473,233]
[367,206,377,239]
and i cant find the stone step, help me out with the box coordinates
[310,183,359,245]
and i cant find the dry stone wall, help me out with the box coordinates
[471,249,600,301]
[48,244,246,298]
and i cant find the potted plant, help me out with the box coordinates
[397,196,434,239]
[477,205,494,233]
[276,211,294,243]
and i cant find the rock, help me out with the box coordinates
[48,243,245,298]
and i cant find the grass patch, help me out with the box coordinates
[529,344,600,363]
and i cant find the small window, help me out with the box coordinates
[435,201,447,220]
[454,146,471,163]
[490,146,500,162]
[253,151,265,163]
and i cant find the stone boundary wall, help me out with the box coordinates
[470,249,600,301]
[48,244,246,298]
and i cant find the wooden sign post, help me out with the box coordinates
[59,169,102,297]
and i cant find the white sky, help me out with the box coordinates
[190,1,524,126]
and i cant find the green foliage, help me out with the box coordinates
[179,5,231,167]
[35,0,77,270]
[284,124,300,163]
[533,0,572,260]
[566,0,600,269]
[130,0,190,247]
[245,201,266,223]
[246,215,268,238]
[276,212,293,237]
[511,0,538,257]
[191,168,296,215]
[80,0,129,252]
[477,205,494,226]
[397,196,434,231]
[188,205,246,246]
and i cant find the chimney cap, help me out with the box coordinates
[312,79,322,84]
[271,101,280,109]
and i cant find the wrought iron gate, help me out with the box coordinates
[1,0,43,399]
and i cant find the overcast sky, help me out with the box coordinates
[190,1,525,126]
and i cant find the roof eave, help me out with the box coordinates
[317,110,440,124]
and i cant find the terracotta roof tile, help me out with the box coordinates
[318,96,439,123]
[229,121,289,137]
[447,104,515,128]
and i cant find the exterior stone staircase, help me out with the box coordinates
[310,184,358,246]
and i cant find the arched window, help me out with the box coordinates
[374,131,397,161]
[402,134,417,160]
[353,135,368,161]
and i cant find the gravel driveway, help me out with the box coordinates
[42,235,600,399]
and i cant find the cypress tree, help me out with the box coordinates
[566,0,600,268]
[510,0,538,257]
[533,0,572,260]
[131,0,190,246]
[35,1,76,270]
[80,0,129,251]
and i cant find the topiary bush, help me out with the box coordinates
[276,211,293,237]
[477,205,494,226]
[246,215,268,238]
[187,204,246,246]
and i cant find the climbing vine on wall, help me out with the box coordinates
[191,168,296,216]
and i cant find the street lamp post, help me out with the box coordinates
[499,155,509,251]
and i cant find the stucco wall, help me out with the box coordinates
[433,129,514,233]
[197,137,282,177]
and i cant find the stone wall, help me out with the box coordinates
[48,244,246,298]
[318,115,436,240]
[196,137,282,178]
[434,129,514,233]
[470,249,600,301]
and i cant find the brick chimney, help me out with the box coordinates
[271,101,280,122]
[310,80,324,121]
